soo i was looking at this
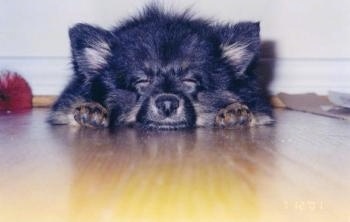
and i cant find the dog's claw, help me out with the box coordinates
[215,103,254,128]
[73,103,109,128]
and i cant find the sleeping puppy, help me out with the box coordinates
[48,5,273,130]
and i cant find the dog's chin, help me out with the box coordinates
[137,120,192,130]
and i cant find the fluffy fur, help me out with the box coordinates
[48,5,273,130]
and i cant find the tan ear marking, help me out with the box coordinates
[221,42,249,66]
[84,40,111,70]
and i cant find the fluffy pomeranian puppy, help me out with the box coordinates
[48,5,273,130]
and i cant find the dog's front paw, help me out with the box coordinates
[215,103,254,128]
[73,103,109,128]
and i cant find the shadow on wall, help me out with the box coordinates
[258,40,277,97]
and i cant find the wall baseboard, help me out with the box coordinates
[0,57,71,95]
[1,57,349,96]
[260,58,350,94]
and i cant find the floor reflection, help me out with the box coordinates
[49,126,276,221]
[4,109,348,221]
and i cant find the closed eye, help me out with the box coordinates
[134,79,150,86]
[182,78,198,85]
[181,78,198,93]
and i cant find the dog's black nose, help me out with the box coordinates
[155,94,180,117]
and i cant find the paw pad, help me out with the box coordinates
[215,103,254,128]
[73,103,108,128]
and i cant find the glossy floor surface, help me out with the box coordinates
[0,109,349,222]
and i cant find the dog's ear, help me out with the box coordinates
[69,23,114,76]
[217,22,260,76]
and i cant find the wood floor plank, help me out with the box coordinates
[0,109,349,222]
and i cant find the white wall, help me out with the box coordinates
[1,0,350,95]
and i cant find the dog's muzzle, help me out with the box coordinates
[137,93,192,130]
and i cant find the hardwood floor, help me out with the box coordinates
[0,109,349,222]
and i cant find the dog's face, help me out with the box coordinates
[69,12,260,129]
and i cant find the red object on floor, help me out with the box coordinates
[0,71,32,111]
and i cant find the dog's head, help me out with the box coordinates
[68,8,260,129]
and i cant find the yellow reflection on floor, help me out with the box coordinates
[69,129,261,222]
[1,109,350,222]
